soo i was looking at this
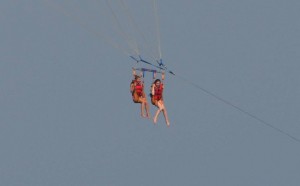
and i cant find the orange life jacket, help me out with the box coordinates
[153,84,163,101]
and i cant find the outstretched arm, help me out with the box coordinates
[151,84,155,96]
[132,68,136,77]
[130,83,135,93]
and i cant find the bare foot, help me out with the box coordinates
[153,117,157,124]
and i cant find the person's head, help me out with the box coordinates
[134,75,142,82]
[154,79,161,86]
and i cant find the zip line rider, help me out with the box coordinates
[130,69,150,118]
[150,72,170,127]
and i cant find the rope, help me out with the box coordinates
[176,74,300,143]
[105,0,139,56]
[44,0,132,57]
[153,0,162,60]
[119,0,158,61]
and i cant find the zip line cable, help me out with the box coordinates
[175,74,300,143]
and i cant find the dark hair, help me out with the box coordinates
[154,79,161,84]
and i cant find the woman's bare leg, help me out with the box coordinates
[162,108,170,127]
[140,102,144,117]
[145,101,150,118]
[137,97,146,117]
[153,101,164,124]
[153,109,160,124]
[139,97,150,118]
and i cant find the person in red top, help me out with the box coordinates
[151,73,170,127]
[130,72,150,118]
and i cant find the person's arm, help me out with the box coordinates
[151,84,155,96]
[130,82,135,93]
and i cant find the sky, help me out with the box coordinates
[1,0,300,185]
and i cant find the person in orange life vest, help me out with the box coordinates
[150,73,170,126]
[130,72,150,118]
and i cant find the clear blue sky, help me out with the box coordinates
[1,0,300,185]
